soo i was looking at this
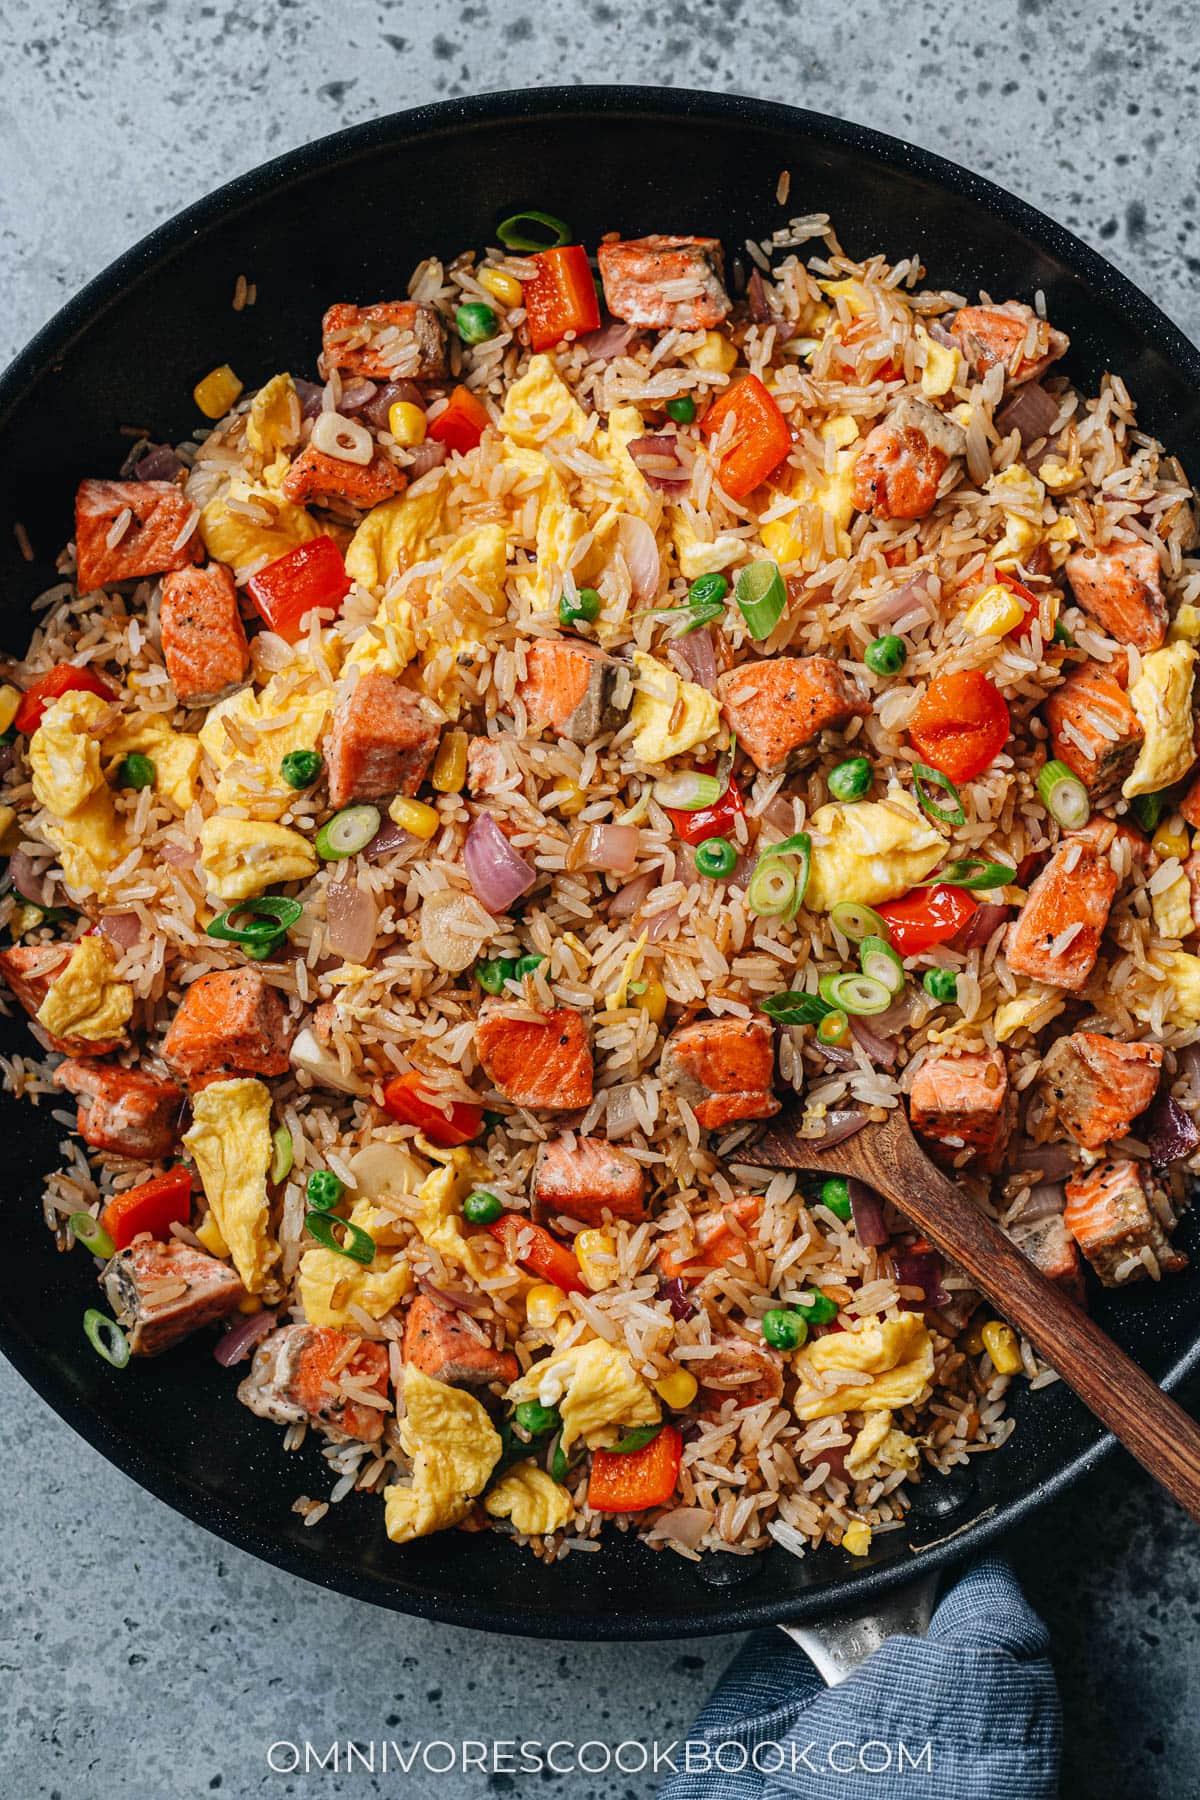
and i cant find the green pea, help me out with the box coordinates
[476,955,517,995]
[306,1169,344,1212]
[795,1287,839,1325]
[456,301,499,345]
[514,1399,560,1436]
[117,753,155,790]
[559,587,601,627]
[281,749,322,788]
[666,395,697,424]
[694,836,737,880]
[864,634,907,676]
[923,968,959,1003]
[820,1176,852,1221]
[827,756,872,803]
[513,953,546,979]
[688,571,729,609]
[761,1308,809,1351]
[462,1189,503,1225]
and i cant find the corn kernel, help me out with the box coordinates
[388,796,440,840]
[842,1521,872,1557]
[574,1228,616,1292]
[654,1368,699,1410]
[526,1282,567,1328]
[431,728,468,794]
[982,1320,1022,1375]
[1153,819,1190,862]
[388,400,427,446]
[237,1293,263,1316]
[0,683,21,735]
[551,778,588,817]
[193,364,243,419]
[963,582,1026,638]
[638,979,668,1028]
[692,331,738,374]
[478,266,523,308]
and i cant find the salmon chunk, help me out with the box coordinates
[475,1001,593,1110]
[1064,1159,1186,1287]
[1043,660,1143,799]
[280,443,407,510]
[1064,544,1166,651]
[102,1239,244,1356]
[716,656,869,776]
[1009,1213,1087,1307]
[465,735,508,798]
[0,943,126,1055]
[659,1016,779,1131]
[532,1135,648,1226]
[698,1336,784,1415]
[950,301,1070,388]
[1004,840,1118,991]
[1038,1031,1162,1150]
[238,1323,391,1442]
[517,639,625,745]
[658,1191,762,1281]
[161,967,293,1081]
[596,234,730,330]
[401,1294,518,1389]
[851,397,966,520]
[322,300,447,382]
[1181,770,1200,831]
[909,1048,1012,1162]
[1068,812,1154,872]
[325,673,441,809]
[74,478,200,594]
[55,1059,183,1160]
[159,563,250,707]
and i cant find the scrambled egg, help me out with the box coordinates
[1133,952,1200,1025]
[1169,604,1200,645]
[672,513,746,580]
[484,1462,574,1536]
[845,1409,920,1480]
[589,404,657,526]
[505,1338,660,1454]
[793,1312,935,1420]
[107,719,202,812]
[1123,643,1198,798]
[402,1150,494,1283]
[917,325,959,398]
[199,478,323,577]
[993,985,1066,1043]
[760,416,859,567]
[986,466,1077,570]
[383,1366,501,1543]
[182,1077,278,1294]
[818,278,871,318]
[298,1198,412,1327]
[630,651,720,763]
[35,935,132,1044]
[344,486,446,594]
[1153,872,1194,941]
[41,796,126,900]
[605,929,648,1012]
[199,676,333,818]
[804,792,945,912]
[500,356,590,448]
[199,816,318,901]
[30,690,105,815]
[245,372,299,470]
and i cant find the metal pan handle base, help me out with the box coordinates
[777,1571,939,1686]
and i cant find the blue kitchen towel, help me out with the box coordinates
[656,1558,1060,1800]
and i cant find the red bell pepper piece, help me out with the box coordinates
[487,1213,586,1295]
[665,770,745,847]
[523,245,600,353]
[100,1166,193,1252]
[875,884,979,955]
[587,1424,683,1513]
[428,385,492,456]
[380,1071,482,1147]
[908,668,1011,783]
[246,535,351,643]
[700,374,792,501]
[14,664,116,736]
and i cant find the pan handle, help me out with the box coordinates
[776,1571,940,1685]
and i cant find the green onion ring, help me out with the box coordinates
[822,971,893,1016]
[917,858,1017,892]
[69,1211,115,1260]
[83,1308,130,1369]
[747,860,796,918]
[270,1126,294,1186]
[496,210,572,252]
[859,935,905,995]
[652,771,723,811]
[760,990,833,1025]
[206,895,303,946]
[734,559,787,640]
[305,1211,376,1265]
[912,761,966,826]
[829,900,888,943]
[602,1423,663,1455]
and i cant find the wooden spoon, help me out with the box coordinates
[751,1103,1200,1523]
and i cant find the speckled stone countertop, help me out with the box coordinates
[1,4,1198,1797]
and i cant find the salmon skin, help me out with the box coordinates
[1043,660,1143,799]
[950,301,1069,387]
[74,478,201,594]
[596,235,731,331]
[517,638,625,745]
[909,1048,1012,1164]
[324,673,441,809]
[658,1191,762,1281]
[697,1336,784,1415]
[238,1323,390,1442]
[1004,839,1118,991]
[159,563,250,707]
[0,942,127,1055]
[532,1135,648,1226]
[401,1294,517,1389]
[716,656,869,776]
[1064,1159,1186,1287]
[1009,1213,1087,1308]
[659,1016,779,1130]
[280,443,407,509]
[161,968,293,1081]
[1064,544,1166,651]
[1038,1031,1162,1150]
[474,1000,593,1110]
[852,397,966,521]
[103,1239,244,1356]
[55,1059,183,1160]
[321,301,447,382]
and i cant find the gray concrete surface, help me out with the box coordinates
[1,1,1198,1795]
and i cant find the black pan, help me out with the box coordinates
[1,87,1198,1640]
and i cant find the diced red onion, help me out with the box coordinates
[892,1249,948,1307]
[326,874,377,964]
[995,382,1060,449]
[642,904,680,944]
[650,1506,711,1548]
[927,320,958,351]
[336,376,378,414]
[1009,1140,1075,1182]
[1010,1180,1066,1224]
[97,911,142,950]
[360,379,422,431]
[0,741,17,778]
[658,1276,697,1322]
[576,822,640,876]
[1178,1044,1200,1092]
[816,1041,856,1070]
[628,434,689,493]
[580,321,639,360]
[849,1014,900,1070]
[364,819,413,861]
[9,850,46,905]
[866,570,934,627]
[669,626,717,691]
[746,267,784,328]
[214,1308,277,1368]
[160,841,197,870]
[134,444,185,482]
[615,514,661,604]
[405,439,448,479]
[957,902,1009,951]
[848,1177,889,1245]
[415,1273,488,1313]
[820,1110,870,1148]
[464,811,536,914]
[294,379,325,420]
[1142,1089,1200,1164]
[610,870,657,919]
[760,795,797,835]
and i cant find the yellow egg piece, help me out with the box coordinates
[29,690,108,817]
[500,355,591,448]
[298,1199,412,1327]
[198,816,318,901]
[245,373,299,461]
[384,1366,501,1543]
[630,651,720,763]
[183,1078,277,1294]
[34,935,132,1045]
[199,479,323,578]
[793,1312,934,1419]
[505,1338,660,1454]
[484,1461,574,1536]
[804,792,945,912]
[1123,643,1198,798]
[199,678,334,820]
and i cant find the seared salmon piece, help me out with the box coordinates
[1009,1213,1087,1308]
[238,1323,390,1442]
[280,443,407,510]
[851,397,966,520]
[159,563,250,707]
[401,1295,518,1389]
[1038,1031,1162,1150]
[596,234,731,331]
[466,735,508,798]
[1181,770,1200,831]
[74,478,201,594]
[716,656,869,776]
[474,1001,593,1110]
[324,673,440,809]
[102,1239,244,1356]
[658,1191,762,1281]
[909,1048,1012,1162]
[1064,1159,1186,1287]
[55,1059,183,1160]
[1043,661,1143,799]
[698,1336,784,1415]
[321,300,448,382]
[950,301,1069,387]
[1004,839,1118,991]
[517,638,625,745]
[1068,812,1154,871]
[659,1016,779,1130]
[0,943,126,1055]
[161,967,293,1081]
[1064,544,1166,651]
[532,1135,648,1226]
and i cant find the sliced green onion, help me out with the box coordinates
[315,803,381,860]
[816,1008,851,1047]
[653,771,722,811]
[83,1308,129,1369]
[917,858,1017,892]
[829,900,887,943]
[306,1169,344,1211]
[305,1211,376,1265]
[1132,791,1166,834]
[603,1423,663,1455]
[747,860,796,918]
[270,1126,294,1185]
[207,895,303,945]
[912,761,965,826]
[1051,619,1075,647]
[688,572,730,609]
[713,732,737,802]
[550,1441,569,1484]
[695,836,737,879]
[734,559,786,640]
[822,972,892,1016]
[1037,758,1090,830]
[496,210,571,252]
[761,990,833,1026]
[69,1211,114,1260]
[859,935,905,995]
[923,968,959,1003]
